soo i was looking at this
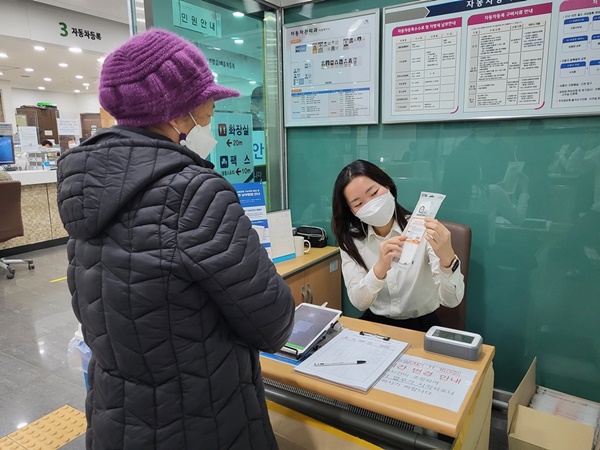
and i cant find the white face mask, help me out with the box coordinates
[354,191,396,227]
[68,142,77,149]
[174,114,217,160]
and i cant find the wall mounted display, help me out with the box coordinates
[382,0,600,123]
[283,9,380,127]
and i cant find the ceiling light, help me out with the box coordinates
[16,423,27,429]
[34,46,45,51]
[212,47,221,51]
[0,72,3,76]
[38,86,45,90]
[59,63,68,68]
[234,39,244,44]
[233,12,244,17]
[82,82,90,86]
[0,53,7,58]
[249,80,257,85]
[97,56,105,64]
[69,47,82,53]
[74,89,80,93]
[75,75,83,79]
[25,68,34,72]
[43,77,52,82]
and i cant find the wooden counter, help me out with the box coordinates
[275,246,342,310]
[261,316,495,440]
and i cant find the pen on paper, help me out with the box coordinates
[314,360,366,367]
[359,331,390,341]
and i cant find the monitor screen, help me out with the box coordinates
[0,136,15,165]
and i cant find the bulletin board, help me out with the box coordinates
[382,0,600,123]
[283,9,380,127]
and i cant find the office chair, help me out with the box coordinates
[0,180,34,279]
[436,220,471,330]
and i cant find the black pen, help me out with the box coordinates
[359,331,390,341]
[314,360,366,366]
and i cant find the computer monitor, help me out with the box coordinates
[0,135,15,165]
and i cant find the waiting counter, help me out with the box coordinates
[0,170,66,251]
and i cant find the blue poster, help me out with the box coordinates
[233,182,271,258]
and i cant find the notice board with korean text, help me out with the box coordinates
[382,0,600,123]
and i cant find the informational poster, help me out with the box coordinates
[233,182,271,258]
[382,0,600,123]
[56,118,82,136]
[466,3,552,112]
[283,10,380,127]
[211,113,254,184]
[374,355,476,412]
[552,0,600,109]
[18,126,39,152]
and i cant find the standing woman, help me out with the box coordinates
[56,29,294,450]
[331,160,464,332]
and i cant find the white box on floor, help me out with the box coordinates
[508,358,600,450]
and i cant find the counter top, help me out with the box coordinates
[9,170,57,185]
[274,246,339,278]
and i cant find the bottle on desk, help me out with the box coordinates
[42,154,51,171]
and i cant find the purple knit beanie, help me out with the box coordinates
[99,29,239,127]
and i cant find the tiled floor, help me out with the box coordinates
[0,245,510,449]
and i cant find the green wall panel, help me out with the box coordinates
[286,2,600,401]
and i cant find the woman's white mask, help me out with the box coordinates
[354,191,396,227]
[174,113,217,160]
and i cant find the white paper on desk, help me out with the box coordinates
[294,329,409,392]
[374,355,477,412]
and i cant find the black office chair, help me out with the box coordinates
[0,180,34,279]
[436,220,472,330]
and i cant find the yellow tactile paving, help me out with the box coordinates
[1,405,86,450]
[0,436,27,449]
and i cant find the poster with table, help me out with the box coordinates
[382,0,600,123]
[283,9,380,127]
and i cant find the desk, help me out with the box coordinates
[275,246,342,310]
[261,317,495,449]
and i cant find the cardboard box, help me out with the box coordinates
[508,358,600,450]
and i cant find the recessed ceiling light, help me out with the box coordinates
[249,80,257,85]
[75,75,83,79]
[0,53,7,58]
[59,63,68,68]
[234,39,244,44]
[74,89,81,93]
[25,68,34,72]
[34,46,45,51]
[38,86,45,90]
[97,56,105,64]
[16,423,27,429]
[43,77,52,82]
[212,47,221,51]
[0,72,3,76]
[69,47,82,53]
[233,12,244,17]
[82,82,90,86]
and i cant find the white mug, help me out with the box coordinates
[294,236,311,257]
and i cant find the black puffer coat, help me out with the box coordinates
[57,126,294,450]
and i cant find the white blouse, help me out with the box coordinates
[340,221,464,320]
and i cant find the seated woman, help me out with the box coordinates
[331,160,464,332]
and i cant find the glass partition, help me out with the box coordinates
[134,0,283,210]
[285,1,600,402]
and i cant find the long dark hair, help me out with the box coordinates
[331,160,411,271]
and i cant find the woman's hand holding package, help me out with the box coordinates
[423,218,455,268]
[374,235,406,280]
